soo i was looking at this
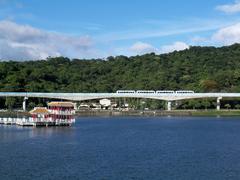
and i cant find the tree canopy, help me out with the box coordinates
[1,44,240,93]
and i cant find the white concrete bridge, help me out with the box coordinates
[1,92,240,111]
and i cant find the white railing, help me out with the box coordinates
[0,117,75,126]
[49,110,75,115]
[0,117,17,124]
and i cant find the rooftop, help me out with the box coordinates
[30,107,50,114]
[48,102,75,107]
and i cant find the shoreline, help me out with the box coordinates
[75,110,240,117]
[1,110,240,118]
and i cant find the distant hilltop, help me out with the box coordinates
[0,43,240,94]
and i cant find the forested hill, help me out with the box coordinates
[1,44,240,93]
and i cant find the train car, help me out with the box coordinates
[175,90,194,94]
[136,90,156,94]
[116,90,136,94]
[156,90,175,94]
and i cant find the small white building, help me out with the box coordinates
[99,99,111,108]
[78,103,90,109]
[111,103,118,108]
[91,103,102,110]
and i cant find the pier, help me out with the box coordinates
[0,101,76,127]
[0,117,75,127]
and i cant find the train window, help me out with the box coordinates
[136,91,155,94]
[156,91,174,94]
[176,91,194,94]
[116,90,135,94]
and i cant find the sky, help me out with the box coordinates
[1,0,240,60]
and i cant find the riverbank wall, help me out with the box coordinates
[1,109,240,117]
[75,110,240,117]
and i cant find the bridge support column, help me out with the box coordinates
[23,97,28,111]
[167,101,172,111]
[74,102,77,110]
[217,97,222,111]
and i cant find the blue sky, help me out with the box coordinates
[1,0,240,60]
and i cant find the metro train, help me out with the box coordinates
[116,90,194,94]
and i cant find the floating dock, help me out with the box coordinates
[0,101,76,127]
[0,117,75,127]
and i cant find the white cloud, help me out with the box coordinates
[216,0,240,14]
[212,23,240,45]
[0,20,95,60]
[99,27,219,42]
[160,42,189,54]
[130,42,156,54]
[127,41,189,56]
[190,36,208,44]
[97,18,235,43]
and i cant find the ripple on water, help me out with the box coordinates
[1,116,240,180]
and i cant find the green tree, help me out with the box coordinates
[200,80,219,92]
[5,97,16,110]
[225,104,231,110]
[202,100,211,110]
[28,102,36,110]
[235,104,240,109]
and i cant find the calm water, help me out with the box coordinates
[1,116,240,180]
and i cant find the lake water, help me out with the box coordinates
[1,116,240,180]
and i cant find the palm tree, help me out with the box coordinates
[224,104,231,110]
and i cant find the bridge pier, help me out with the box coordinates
[74,103,77,110]
[23,97,28,111]
[217,97,222,111]
[167,101,172,111]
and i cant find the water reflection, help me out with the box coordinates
[1,117,240,180]
[0,124,75,142]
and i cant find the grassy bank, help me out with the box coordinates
[1,109,240,118]
[75,110,240,117]
[189,110,240,116]
[0,110,31,118]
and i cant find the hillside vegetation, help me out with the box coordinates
[0,44,240,93]
[1,44,240,110]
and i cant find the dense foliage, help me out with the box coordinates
[1,44,240,93]
[1,43,240,109]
